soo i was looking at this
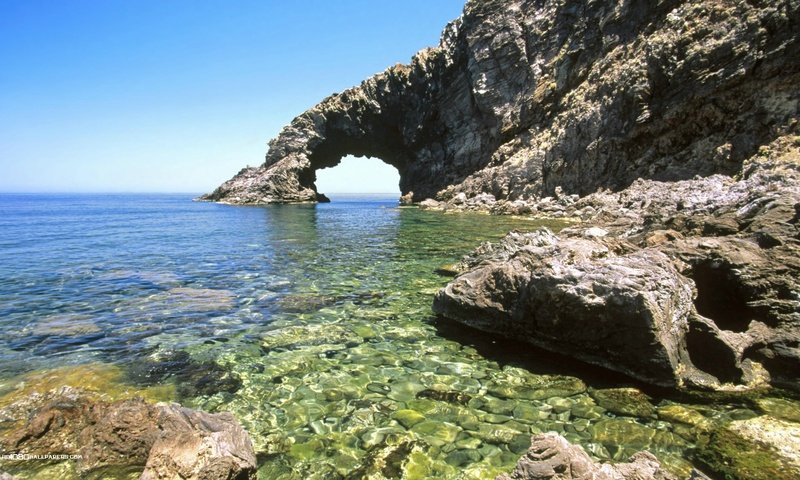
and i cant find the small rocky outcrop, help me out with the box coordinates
[202,0,799,205]
[434,136,799,390]
[0,387,256,480]
[496,433,675,480]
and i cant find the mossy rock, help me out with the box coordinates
[756,397,800,423]
[570,403,605,420]
[472,396,516,415]
[444,448,483,467]
[695,418,800,480]
[469,423,524,445]
[393,409,426,429]
[486,375,586,400]
[589,418,657,450]
[589,387,655,418]
[434,263,462,277]
[410,421,461,447]
[416,388,471,405]
[289,437,328,461]
[261,324,359,351]
[546,397,574,414]
[512,402,550,422]
[0,363,175,411]
[657,404,713,433]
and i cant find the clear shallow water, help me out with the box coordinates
[0,194,791,479]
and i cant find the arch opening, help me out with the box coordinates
[314,155,401,200]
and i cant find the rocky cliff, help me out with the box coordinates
[202,0,799,204]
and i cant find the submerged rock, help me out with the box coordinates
[696,416,800,480]
[125,350,242,400]
[589,388,656,419]
[30,313,101,337]
[496,433,675,480]
[0,387,256,480]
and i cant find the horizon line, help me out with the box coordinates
[0,191,402,195]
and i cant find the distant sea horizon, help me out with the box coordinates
[0,191,402,198]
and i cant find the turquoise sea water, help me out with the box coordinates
[0,194,792,479]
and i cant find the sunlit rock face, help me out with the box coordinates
[202,0,799,204]
[434,137,800,391]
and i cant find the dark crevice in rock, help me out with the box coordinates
[689,261,759,333]
[686,318,743,385]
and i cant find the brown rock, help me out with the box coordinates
[0,388,256,480]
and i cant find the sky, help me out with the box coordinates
[0,0,465,194]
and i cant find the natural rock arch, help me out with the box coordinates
[203,0,800,205]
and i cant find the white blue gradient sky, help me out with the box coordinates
[0,0,464,194]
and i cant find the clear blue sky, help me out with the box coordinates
[0,0,465,194]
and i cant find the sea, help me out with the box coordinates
[0,193,783,479]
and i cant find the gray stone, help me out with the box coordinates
[433,229,703,387]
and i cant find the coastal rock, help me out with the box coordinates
[433,229,705,387]
[202,0,800,204]
[435,138,800,390]
[141,404,257,480]
[0,387,256,480]
[496,433,674,480]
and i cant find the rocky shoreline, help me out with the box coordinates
[427,135,800,478]
[432,135,799,394]
[13,0,798,478]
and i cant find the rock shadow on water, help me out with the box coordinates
[432,316,646,391]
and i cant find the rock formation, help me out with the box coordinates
[496,433,675,480]
[202,0,799,204]
[434,135,799,390]
[0,387,256,480]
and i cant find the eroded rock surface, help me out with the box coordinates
[434,230,704,387]
[496,433,675,480]
[0,387,256,480]
[434,137,800,390]
[202,0,799,204]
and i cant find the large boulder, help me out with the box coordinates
[433,229,711,387]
